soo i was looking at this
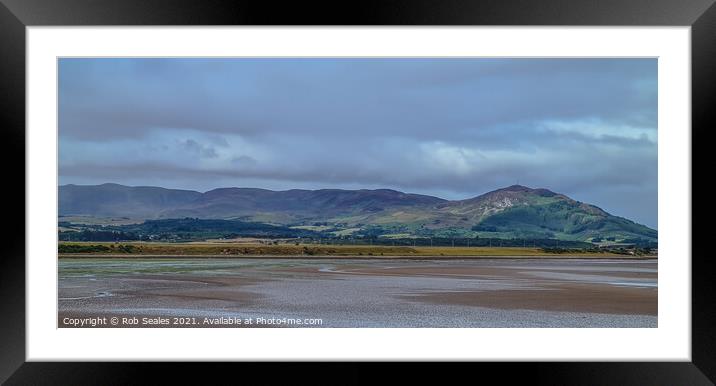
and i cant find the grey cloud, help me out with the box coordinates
[180,139,218,159]
[231,155,257,166]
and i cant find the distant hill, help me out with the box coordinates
[431,185,657,242]
[58,183,656,243]
[161,187,447,223]
[59,183,202,218]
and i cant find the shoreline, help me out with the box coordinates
[58,253,657,260]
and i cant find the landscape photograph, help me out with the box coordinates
[58,58,657,328]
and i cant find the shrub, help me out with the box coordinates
[58,244,110,253]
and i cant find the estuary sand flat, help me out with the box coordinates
[58,257,657,328]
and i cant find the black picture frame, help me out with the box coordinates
[1,0,714,384]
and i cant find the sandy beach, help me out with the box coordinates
[58,257,657,328]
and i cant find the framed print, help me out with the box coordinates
[2,0,715,384]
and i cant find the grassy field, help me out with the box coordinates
[57,241,644,258]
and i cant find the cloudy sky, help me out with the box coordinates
[59,58,657,228]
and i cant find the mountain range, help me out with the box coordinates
[59,183,657,243]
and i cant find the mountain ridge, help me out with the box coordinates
[59,183,656,243]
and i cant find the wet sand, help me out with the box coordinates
[404,283,656,315]
[58,257,657,328]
